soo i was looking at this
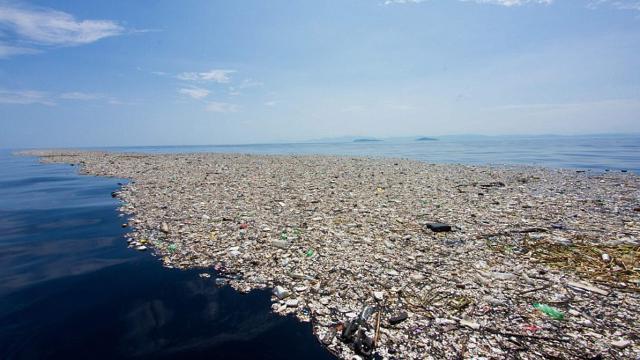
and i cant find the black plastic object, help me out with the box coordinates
[354,330,374,356]
[425,223,452,232]
[388,311,408,325]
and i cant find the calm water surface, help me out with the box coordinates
[103,135,640,173]
[0,152,333,359]
[1,135,638,359]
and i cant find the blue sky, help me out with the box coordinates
[1,0,639,147]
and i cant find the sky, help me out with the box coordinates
[0,0,639,148]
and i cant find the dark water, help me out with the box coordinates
[0,152,334,359]
[1,135,638,359]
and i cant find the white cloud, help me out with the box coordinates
[238,78,264,89]
[59,91,123,104]
[178,87,210,100]
[0,89,55,105]
[0,2,124,56]
[206,101,239,113]
[177,69,236,83]
[59,92,103,100]
[228,79,263,96]
[106,99,123,105]
[0,89,124,106]
[0,41,40,58]
[264,100,278,107]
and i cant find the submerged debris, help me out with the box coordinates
[25,150,640,359]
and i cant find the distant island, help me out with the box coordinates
[416,137,438,141]
[353,138,383,142]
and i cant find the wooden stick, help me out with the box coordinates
[484,328,569,343]
[373,304,382,347]
[518,285,550,295]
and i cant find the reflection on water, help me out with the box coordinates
[1,262,329,359]
[0,152,333,359]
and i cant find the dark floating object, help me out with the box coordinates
[388,311,408,325]
[110,191,118,198]
[416,137,438,141]
[479,181,506,188]
[621,170,628,173]
[353,331,374,356]
[353,138,382,142]
[341,320,358,342]
[426,223,452,232]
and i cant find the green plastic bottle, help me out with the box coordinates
[533,303,564,320]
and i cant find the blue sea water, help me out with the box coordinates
[0,152,333,359]
[99,134,640,173]
[0,135,638,359]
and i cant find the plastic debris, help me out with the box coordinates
[425,223,452,232]
[611,339,631,349]
[460,318,480,330]
[388,311,408,325]
[273,286,291,299]
[27,150,640,360]
[566,281,609,296]
[533,303,564,320]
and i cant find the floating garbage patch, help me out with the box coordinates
[26,150,640,359]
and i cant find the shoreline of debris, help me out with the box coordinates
[22,150,640,359]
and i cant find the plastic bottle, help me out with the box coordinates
[533,303,564,320]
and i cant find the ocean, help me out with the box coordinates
[102,134,640,173]
[1,134,638,359]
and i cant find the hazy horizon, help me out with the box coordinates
[4,132,639,151]
[1,0,640,148]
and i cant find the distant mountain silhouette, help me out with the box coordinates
[353,138,383,142]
